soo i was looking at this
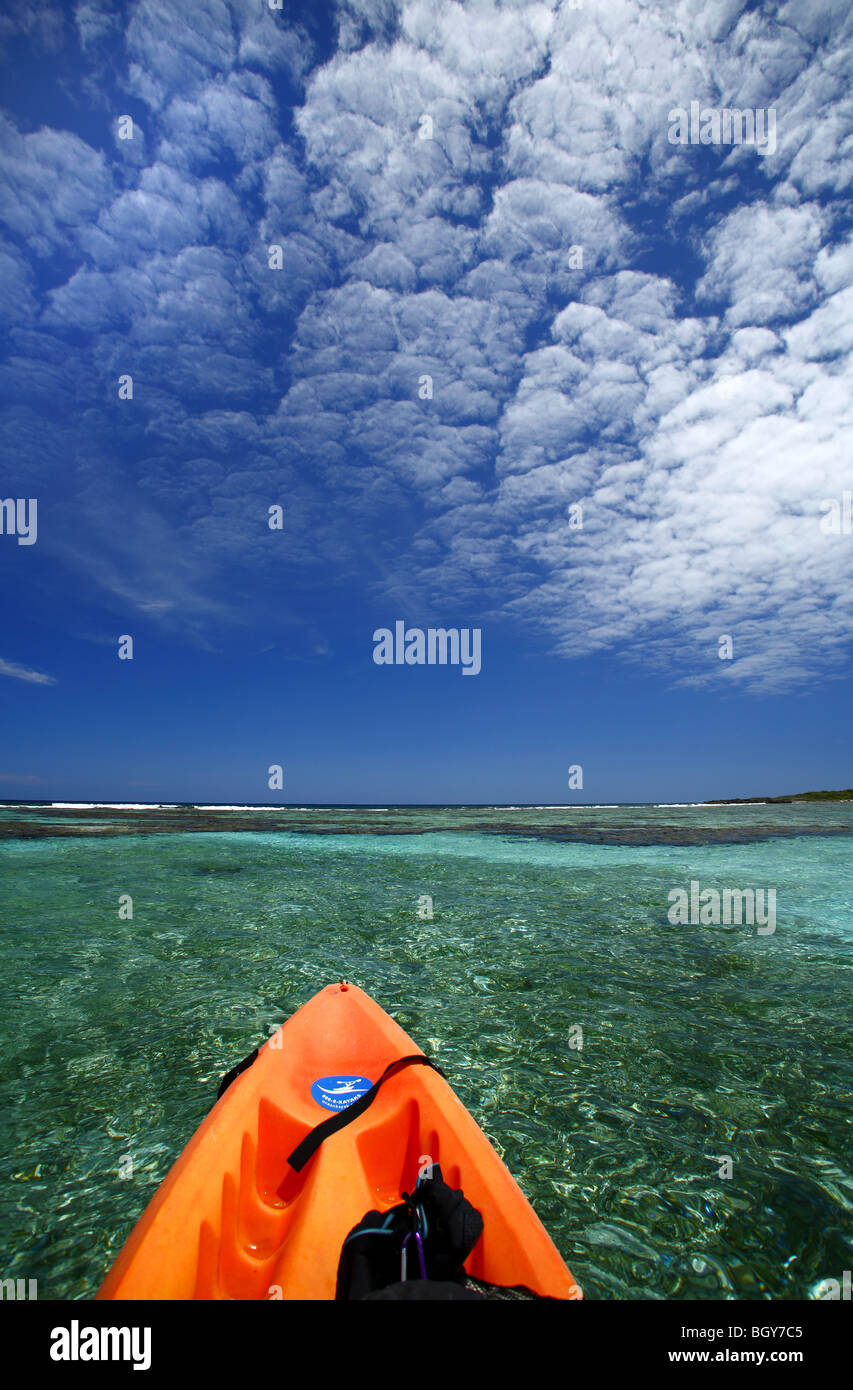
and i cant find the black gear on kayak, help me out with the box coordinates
[363,1280,485,1300]
[336,1166,559,1300]
[286,1054,445,1171]
[335,1164,483,1299]
[364,1277,556,1300]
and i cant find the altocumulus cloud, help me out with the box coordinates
[0,0,851,690]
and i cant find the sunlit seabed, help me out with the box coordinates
[0,804,851,1300]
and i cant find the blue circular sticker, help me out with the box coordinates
[310,1075,373,1111]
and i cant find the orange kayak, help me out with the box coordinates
[98,981,582,1300]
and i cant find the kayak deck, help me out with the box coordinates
[98,982,581,1300]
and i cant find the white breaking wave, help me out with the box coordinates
[50,802,181,810]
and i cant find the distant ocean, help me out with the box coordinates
[1,801,851,1299]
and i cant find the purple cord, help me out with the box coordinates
[401,1230,427,1281]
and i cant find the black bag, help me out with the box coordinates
[335,1164,554,1301]
[335,1164,482,1299]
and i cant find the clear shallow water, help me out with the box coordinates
[0,804,851,1300]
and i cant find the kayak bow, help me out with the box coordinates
[98,981,581,1300]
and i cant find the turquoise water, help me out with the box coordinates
[0,804,851,1299]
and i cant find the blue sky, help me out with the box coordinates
[1,0,852,804]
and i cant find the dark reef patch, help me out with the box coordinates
[3,804,853,849]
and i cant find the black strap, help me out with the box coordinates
[216,1047,259,1100]
[287,1055,445,1172]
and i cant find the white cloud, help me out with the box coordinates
[2,0,852,692]
[696,203,824,327]
[0,658,57,686]
[0,117,113,256]
[74,1,118,50]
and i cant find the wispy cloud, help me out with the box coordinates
[0,658,57,686]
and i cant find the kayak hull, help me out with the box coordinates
[97,982,581,1300]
